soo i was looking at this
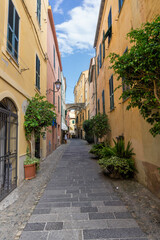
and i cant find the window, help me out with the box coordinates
[98,99,100,113]
[76,116,78,123]
[7,0,20,62]
[53,46,55,69]
[58,96,60,113]
[97,55,99,75]
[119,0,124,12]
[88,110,90,120]
[102,90,105,114]
[36,55,40,90]
[109,75,114,110]
[103,30,105,59]
[108,8,112,44]
[99,44,102,68]
[37,0,41,25]
[72,120,75,124]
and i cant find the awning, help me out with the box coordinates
[61,122,68,131]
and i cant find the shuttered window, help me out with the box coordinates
[109,75,114,110]
[99,44,102,68]
[108,8,112,44]
[97,55,99,75]
[7,0,19,62]
[36,55,40,90]
[103,30,105,59]
[102,90,105,114]
[98,99,100,113]
[37,0,41,25]
[119,0,124,12]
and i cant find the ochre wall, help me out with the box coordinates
[0,0,48,183]
[95,0,160,197]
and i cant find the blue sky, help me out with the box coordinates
[49,0,101,103]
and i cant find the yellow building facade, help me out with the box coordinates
[94,0,160,197]
[74,70,89,139]
[0,0,48,199]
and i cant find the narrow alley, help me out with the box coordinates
[18,139,148,240]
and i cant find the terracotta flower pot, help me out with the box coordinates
[24,163,36,180]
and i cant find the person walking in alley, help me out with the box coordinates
[64,133,67,144]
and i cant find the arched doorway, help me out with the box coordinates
[0,98,18,201]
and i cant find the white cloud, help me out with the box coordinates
[53,0,64,14]
[56,0,101,56]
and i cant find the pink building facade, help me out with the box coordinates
[46,6,62,155]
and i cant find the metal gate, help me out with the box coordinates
[0,98,18,201]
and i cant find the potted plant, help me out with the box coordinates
[24,146,40,180]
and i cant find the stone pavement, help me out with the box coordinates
[0,141,67,240]
[19,139,148,240]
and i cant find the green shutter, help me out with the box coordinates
[103,31,105,59]
[36,55,40,90]
[7,0,19,61]
[102,90,105,114]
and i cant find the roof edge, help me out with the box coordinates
[93,0,105,48]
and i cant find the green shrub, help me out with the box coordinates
[90,142,105,158]
[100,139,135,159]
[85,134,94,144]
[98,156,136,179]
[83,120,94,144]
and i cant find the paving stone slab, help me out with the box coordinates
[72,201,92,207]
[28,214,58,223]
[48,229,83,240]
[45,222,63,230]
[83,228,146,239]
[64,219,108,230]
[81,207,98,213]
[114,212,132,219]
[36,202,71,208]
[32,208,51,214]
[104,201,124,206]
[19,231,48,240]
[57,212,89,221]
[89,212,115,220]
[50,207,80,213]
[24,223,45,231]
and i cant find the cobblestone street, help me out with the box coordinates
[0,139,159,240]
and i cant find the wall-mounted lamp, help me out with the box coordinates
[46,79,61,94]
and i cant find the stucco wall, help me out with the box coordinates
[95,0,160,197]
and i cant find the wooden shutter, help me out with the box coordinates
[37,0,41,25]
[97,55,99,75]
[102,90,105,114]
[98,99,100,113]
[109,75,114,110]
[103,31,105,59]
[36,55,40,90]
[7,0,19,61]
[99,44,102,68]
[108,8,112,44]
